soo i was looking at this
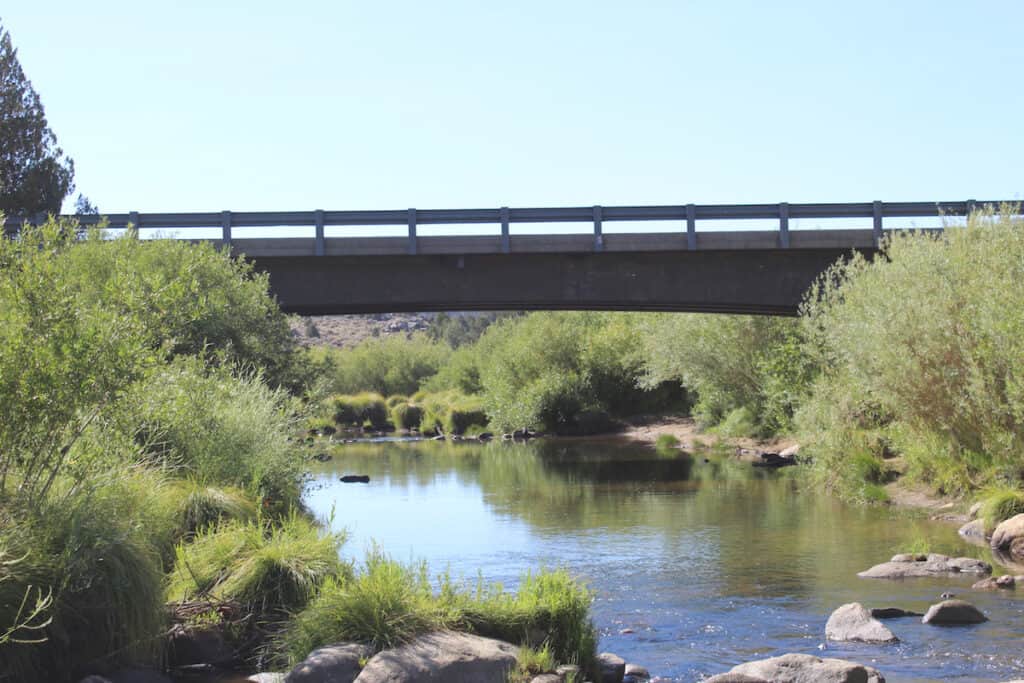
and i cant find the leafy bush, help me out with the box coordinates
[168,514,347,617]
[979,488,1024,534]
[314,334,451,396]
[115,357,304,509]
[799,207,1024,496]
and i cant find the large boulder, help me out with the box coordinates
[596,652,626,683]
[825,603,898,643]
[991,514,1024,559]
[922,599,988,625]
[286,642,374,683]
[353,631,517,683]
[858,553,991,579]
[704,653,885,683]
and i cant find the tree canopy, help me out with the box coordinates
[0,21,75,216]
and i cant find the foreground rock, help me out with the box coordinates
[353,631,517,683]
[858,553,991,579]
[973,574,1024,590]
[825,603,898,643]
[286,642,374,683]
[705,653,885,683]
[623,663,650,682]
[991,514,1024,559]
[921,599,988,625]
[596,652,626,683]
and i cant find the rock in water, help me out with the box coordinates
[991,514,1024,559]
[705,653,885,683]
[972,575,1024,590]
[596,652,626,683]
[286,642,374,683]
[870,607,923,619]
[921,599,988,625]
[958,518,989,545]
[825,603,899,643]
[353,631,517,683]
[858,553,991,578]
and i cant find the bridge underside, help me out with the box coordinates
[253,247,870,316]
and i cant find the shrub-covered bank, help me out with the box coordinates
[0,218,598,682]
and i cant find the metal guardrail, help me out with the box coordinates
[3,200,1017,255]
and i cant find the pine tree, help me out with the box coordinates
[0,21,74,216]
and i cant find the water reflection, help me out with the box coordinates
[305,439,1024,682]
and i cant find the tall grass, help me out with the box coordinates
[168,514,347,617]
[979,488,1024,534]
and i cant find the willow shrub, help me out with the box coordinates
[799,207,1024,496]
[312,334,451,397]
[639,314,813,436]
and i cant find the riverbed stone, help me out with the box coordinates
[959,518,989,543]
[973,574,1024,590]
[858,553,991,579]
[624,663,650,679]
[248,675,287,683]
[597,651,626,683]
[969,501,984,519]
[555,664,581,679]
[991,514,1024,559]
[870,607,923,619]
[353,631,517,683]
[529,675,562,683]
[922,599,988,625]
[705,653,885,683]
[105,671,174,683]
[826,603,898,643]
[286,642,374,683]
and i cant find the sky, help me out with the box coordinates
[3,1,1023,218]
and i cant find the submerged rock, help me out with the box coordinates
[825,603,898,643]
[858,553,991,579]
[353,631,517,683]
[870,607,923,619]
[921,599,988,625]
[339,474,370,483]
[958,519,989,546]
[973,575,1024,590]
[286,642,374,683]
[705,653,885,683]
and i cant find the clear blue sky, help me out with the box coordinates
[4,1,1023,214]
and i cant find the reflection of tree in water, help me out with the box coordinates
[313,439,990,603]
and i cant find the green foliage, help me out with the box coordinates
[513,644,556,681]
[314,334,451,397]
[389,402,424,432]
[169,481,258,541]
[639,313,812,435]
[979,488,1024,534]
[477,313,672,434]
[709,407,759,439]
[332,392,390,430]
[655,434,680,453]
[799,207,1024,496]
[426,312,514,348]
[414,391,488,436]
[0,472,167,681]
[115,357,304,509]
[0,22,75,215]
[279,554,595,670]
[168,514,347,617]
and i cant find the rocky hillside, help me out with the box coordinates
[290,313,433,348]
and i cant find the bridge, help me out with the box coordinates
[4,200,1016,315]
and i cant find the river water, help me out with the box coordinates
[304,438,1024,682]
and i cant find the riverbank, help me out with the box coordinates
[616,415,796,453]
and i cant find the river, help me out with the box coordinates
[304,438,1024,682]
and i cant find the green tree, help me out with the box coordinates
[0,21,75,216]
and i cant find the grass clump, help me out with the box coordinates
[389,401,424,432]
[278,556,596,672]
[654,434,680,455]
[979,488,1024,534]
[332,392,389,430]
[512,644,556,681]
[168,514,347,617]
[169,481,258,540]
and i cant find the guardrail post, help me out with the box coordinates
[500,206,510,254]
[592,206,603,251]
[778,202,790,248]
[314,209,325,256]
[221,210,232,248]
[872,200,883,247]
[966,198,976,223]
[686,203,696,250]
[128,211,139,234]
[407,208,417,255]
